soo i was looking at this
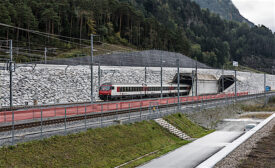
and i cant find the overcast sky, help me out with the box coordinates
[231,0,275,32]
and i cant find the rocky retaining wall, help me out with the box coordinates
[0,64,275,107]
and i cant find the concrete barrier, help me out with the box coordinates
[197,113,275,168]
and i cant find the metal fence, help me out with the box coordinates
[1,39,275,146]
[0,91,274,146]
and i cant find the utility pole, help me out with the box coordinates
[44,47,47,64]
[91,34,94,103]
[233,61,238,99]
[98,63,101,88]
[195,58,198,96]
[264,73,266,93]
[222,65,224,92]
[264,73,267,105]
[145,66,147,84]
[9,40,14,145]
[9,40,13,109]
[234,69,237,99]
[161,54,163,98]
[177,59,180,109]
[191,70,194,96]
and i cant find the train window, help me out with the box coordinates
[100,85,111,91]
[111,86,114,90]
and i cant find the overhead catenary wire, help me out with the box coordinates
[0,23,93,46]
[0,23,134,52]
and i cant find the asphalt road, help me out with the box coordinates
[139,119,262,168]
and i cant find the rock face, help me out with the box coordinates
[0,64,274,107]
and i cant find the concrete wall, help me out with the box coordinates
[190,80,219,96]
[0,64,275,107]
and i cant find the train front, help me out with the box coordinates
[99,83,112,100]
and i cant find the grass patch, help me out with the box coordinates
[0,121,187,168]
[0,114,214,167]
[241,97,275,112]
[241,105,275,112]
[164,113,214,138]
[56,43,135,59]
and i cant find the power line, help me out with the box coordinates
[0,22,92,43]
[0,22,134,52]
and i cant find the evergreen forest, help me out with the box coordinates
[0,0,274,72]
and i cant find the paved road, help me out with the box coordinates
[139,119,261,168]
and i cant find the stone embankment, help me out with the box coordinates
[0,64,275,107]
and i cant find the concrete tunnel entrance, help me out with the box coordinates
[218,75,235,92]
[172,73,236,95]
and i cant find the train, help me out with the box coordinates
[99,82,191,101]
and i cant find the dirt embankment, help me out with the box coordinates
[238,125,275,168]
[215,118,275,168]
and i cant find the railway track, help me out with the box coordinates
[0,93,272,133]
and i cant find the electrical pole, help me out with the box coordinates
[44,47,47,64]
[233,61,238,100]
[195,58,198,96]
[98,63,101,88]
[145,66,147,84]
[177,59,180,109]
[161,54,163,98]
[9,40,14,145]
[222,65,224,92]
[9,40,13,109]
[264,73,267,105]
[234,69,237,99]
[192,71,194,97]
[264,73,266,93]
[91,34,94,103]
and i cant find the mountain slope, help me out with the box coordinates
[192,0,253,26]
[0,0,274,73]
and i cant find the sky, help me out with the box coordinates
[231,0,275,32]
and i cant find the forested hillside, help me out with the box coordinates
[191,0,253,26]
[0,0,274,72]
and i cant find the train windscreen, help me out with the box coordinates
[100,85,111,91]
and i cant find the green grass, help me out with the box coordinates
[0,121,188,168]
[0,114,214,168]
[164,113,214,138]
[242,105,275,112]
[56,43,135,59]
[241,96,275,112]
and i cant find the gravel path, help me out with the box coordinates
[215,116,275,168]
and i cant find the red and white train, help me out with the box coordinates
[99,82,191,101]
